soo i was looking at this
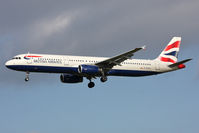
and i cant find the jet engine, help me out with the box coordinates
[78,65,101,75]
[60,74,83,83]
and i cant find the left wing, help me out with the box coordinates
[95,46,145,69]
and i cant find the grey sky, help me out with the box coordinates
[1,0,199,55]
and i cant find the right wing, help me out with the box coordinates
[95,46,146,69]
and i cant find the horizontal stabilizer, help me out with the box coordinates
[169,59,192,67]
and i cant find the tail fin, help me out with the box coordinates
[156,37,181,64]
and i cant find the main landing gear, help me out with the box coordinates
[87,76,108,88]
[100,69,108,83]
[88,81,95,88]
[100,76,107,82]
[25,72,29,82]
[87,77,95,88]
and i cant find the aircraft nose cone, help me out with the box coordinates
[5,60,12,68]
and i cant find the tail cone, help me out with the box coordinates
[178,64,185,69]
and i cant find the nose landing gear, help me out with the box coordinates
[25,72,29,82]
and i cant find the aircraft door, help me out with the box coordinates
[25,55,32,64]
[155,62,160,71]
[63,57,69,66]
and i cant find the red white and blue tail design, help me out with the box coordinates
[156,37,181,64]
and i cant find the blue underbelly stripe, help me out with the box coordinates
[7,65,159,76]
[7,65,78,73]
[107,69,159,76]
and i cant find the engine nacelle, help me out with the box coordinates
[60,74,83,83]
[78,65,101,75]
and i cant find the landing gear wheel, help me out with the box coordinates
[88,82,95,88]
[25,77,29,82]
[25,72,30,82]
[100,76,107,82]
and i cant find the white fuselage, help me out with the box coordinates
[5,54,176,77]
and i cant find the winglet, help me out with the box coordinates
[142,45,146,50]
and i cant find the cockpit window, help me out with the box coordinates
[12,57,21,60]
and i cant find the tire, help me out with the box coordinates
[88,82,95,88]
[100,77,107,82]
[25,77,29,82]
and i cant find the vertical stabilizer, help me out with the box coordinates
[156,37,181,64]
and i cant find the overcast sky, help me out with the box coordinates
[0,0,199,133]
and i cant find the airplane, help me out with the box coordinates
[5,37,191,88]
